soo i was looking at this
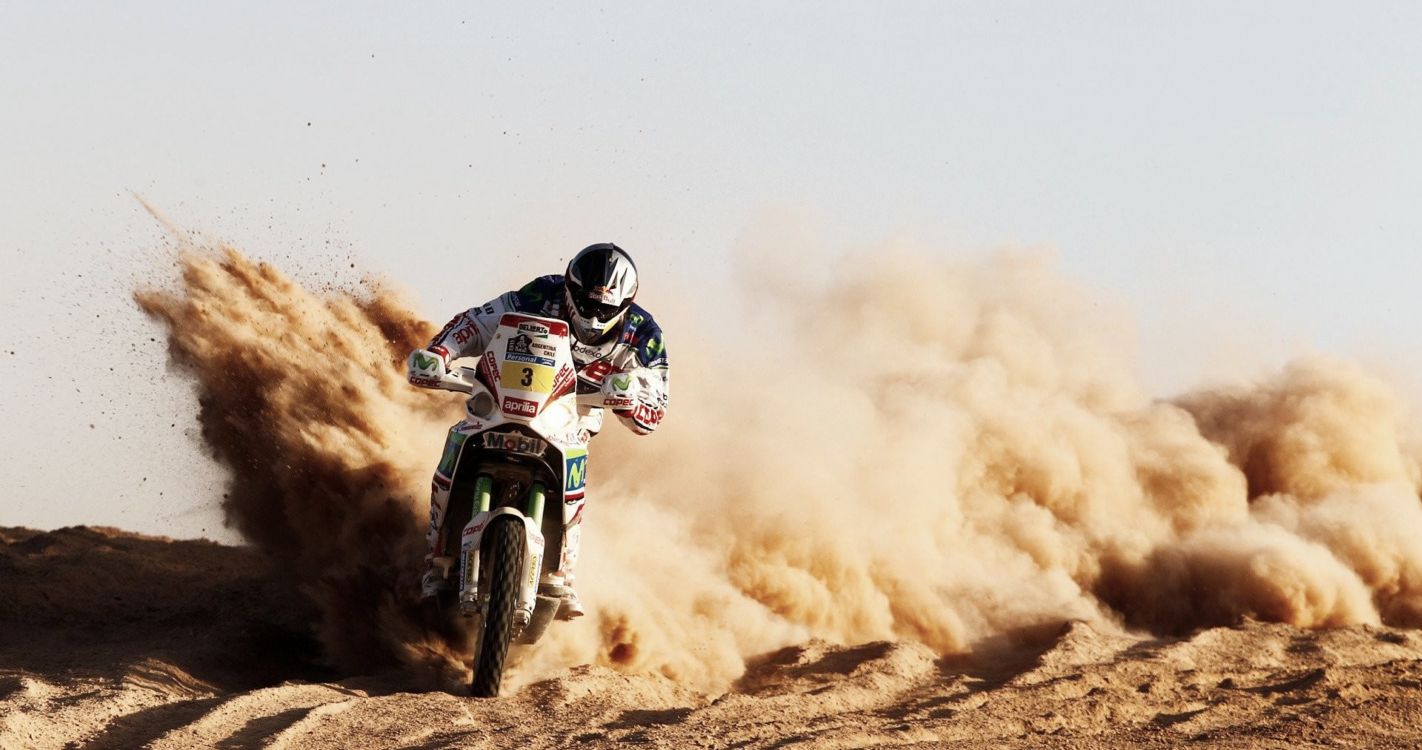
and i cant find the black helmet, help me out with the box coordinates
[564,243,639,344]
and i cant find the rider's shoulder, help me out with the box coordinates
[624,302,662,334]
[507,275,565,311]
[622,303,668,367]
[516,274,565,297]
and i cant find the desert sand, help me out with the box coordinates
[9,247,1422,748]
[4,525,1422,750]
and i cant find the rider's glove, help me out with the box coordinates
[604,369,667,434]
[407,346,450,388]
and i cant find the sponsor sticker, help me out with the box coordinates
[482,430,548,454]
[452,324,479,345]
[551,364,575,397]
[571,341,613,360]
[548,428,590,447]
[631,403,664,429]
[565,448,588,496]
[436,431,468,476]
[579,360,614,384]
[433,314,468,343]
[501,396,539,417]
[506,333,557,367]
[502,314,568,338]
[480,351,500,394]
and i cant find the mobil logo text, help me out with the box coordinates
[482,430,547,455]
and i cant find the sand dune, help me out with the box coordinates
[4,525,1422,749]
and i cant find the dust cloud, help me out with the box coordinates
[137,241,1422,693]
[136,248,468,680]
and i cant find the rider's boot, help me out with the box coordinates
[554,519,584,620]
[421,476,453,599]
[421,554,450,599]
[557,575,585,620]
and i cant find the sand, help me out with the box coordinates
[4,525,1421,750]
[11,242,1422,748]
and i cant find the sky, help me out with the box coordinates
[2,1,1420,538]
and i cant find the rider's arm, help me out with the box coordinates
[407,277,557,388]
[612,320,669,435]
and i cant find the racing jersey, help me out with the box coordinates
[424,275,669,434]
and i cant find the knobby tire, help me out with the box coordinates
[471,517,524,697]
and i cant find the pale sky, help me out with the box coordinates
[3,2,1420,539]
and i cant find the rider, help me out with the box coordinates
[406,242,669,618]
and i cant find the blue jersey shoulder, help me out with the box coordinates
[622,303,669,369]
[507,275,566,315]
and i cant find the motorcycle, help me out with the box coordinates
[421,312,636,697]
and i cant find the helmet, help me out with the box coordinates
[564,243,639,344]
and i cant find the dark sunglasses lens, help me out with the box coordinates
[576,296,620,320]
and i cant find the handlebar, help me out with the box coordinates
[431,367,477,394]
[434,366,618,409]
[577,392,616,408]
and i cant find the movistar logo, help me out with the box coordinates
[566,454,587,491]
[414,353,437,370]
[611,374,631,390]
[644,337,664,356]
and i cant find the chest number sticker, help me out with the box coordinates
[501,362,553,394]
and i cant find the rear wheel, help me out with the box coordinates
[470,517,524,697]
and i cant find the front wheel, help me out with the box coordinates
[470,517,525,697]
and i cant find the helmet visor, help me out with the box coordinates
[570,293,627,323]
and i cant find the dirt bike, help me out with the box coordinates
[423,312,635,697]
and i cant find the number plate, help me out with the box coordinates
[500,362,554,394]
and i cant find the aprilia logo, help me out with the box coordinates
[502,396,538,417]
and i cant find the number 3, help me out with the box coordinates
[521,367,533,387]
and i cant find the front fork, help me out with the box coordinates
[458,478,547,624]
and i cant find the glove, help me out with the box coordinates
[407,346,449,388]
[604,369,666,434]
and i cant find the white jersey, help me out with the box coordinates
[425,274,669,434]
